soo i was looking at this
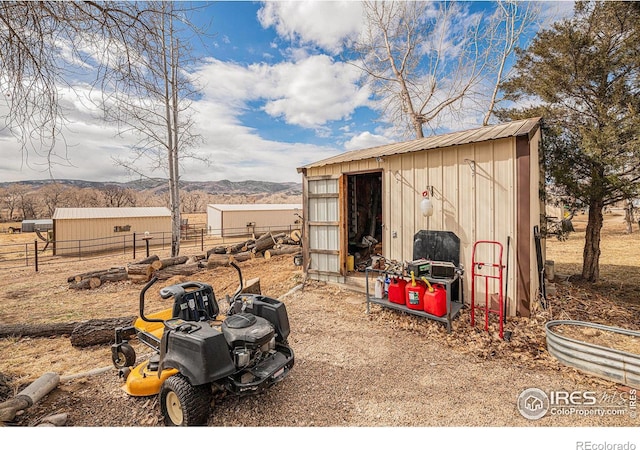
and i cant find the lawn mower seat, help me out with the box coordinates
[159,281,219,322]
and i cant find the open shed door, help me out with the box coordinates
[304,175,344,282]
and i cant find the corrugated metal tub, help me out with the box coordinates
[546,320,640,389]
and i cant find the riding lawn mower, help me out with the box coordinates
[111,262,294,426]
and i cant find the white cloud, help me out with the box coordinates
[257,1,363,53]
[194,54,370,129]
[344,131,393,151]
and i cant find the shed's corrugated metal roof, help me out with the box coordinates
[52,207,171,220]
[207,204,302,212]
[298,117,541,171]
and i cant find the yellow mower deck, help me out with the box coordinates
[123,308,226,396]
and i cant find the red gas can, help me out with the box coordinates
[388,277,407,304]
[424,284,447,317]
[405,276,426,311]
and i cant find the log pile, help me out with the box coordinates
[67,267,128,290]
[65,230,302,288]
[205,231,301,268]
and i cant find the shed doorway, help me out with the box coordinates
[346,171,383,271]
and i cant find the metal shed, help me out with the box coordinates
[297,117,544,318]
[207,203,302,237]
[21,219,53,233]
[52,207,171,256]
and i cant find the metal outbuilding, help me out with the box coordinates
[21,219,53,233]
[297,117,544,318]
[207,203,302,237]
[52,207,171,256]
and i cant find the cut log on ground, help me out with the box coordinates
[206,246,227,258]
[228,240,253,254]
[207,254,231,268]
[0,322,79,339]
[127,264,154,282]
[70,316,136,348]
[0,372,60,423]
[132,255,160,265]
[67,267,127,283]
[154,263,203,280]
[264,245,301,259]
[229,251,255,263]
[251,232,279,254]
[150,255,189,271]
[290,229,302,243]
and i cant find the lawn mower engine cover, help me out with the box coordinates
[222,312,276,369]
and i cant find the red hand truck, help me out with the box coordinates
[470,240,504,339]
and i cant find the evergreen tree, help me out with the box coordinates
[498,1,640,282]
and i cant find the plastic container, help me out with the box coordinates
[374,277,385,298]
[424,283,447,317]
[405,273,426,310]
[347,255,355,272]
[388,277,407,304]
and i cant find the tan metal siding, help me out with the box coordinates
[54,216,171,256]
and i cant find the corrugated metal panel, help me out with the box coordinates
[298,117,541,171]
[52,207,171,220]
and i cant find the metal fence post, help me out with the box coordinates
[133,232,136,260]
[34,240,38,272]
[201,228,204,252]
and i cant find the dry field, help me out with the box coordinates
[0,211,639,434]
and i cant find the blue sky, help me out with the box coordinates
[0,1,575,184]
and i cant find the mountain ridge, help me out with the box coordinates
[0,178,302,196]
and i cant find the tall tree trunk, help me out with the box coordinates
[582,199,604,282]
[624,199,635,234]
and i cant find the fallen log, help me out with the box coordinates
[0,322,78,339]
[127,264,153,282]
[207,254,231,268]
[150,255,189,271]
[154,263,203,280]
[228,240,253,254]
[264,245,301,259]
[229,251,255,263]
[206,246,227,258]
[0,372,59,423]
[132,255,160,265]
[70,316,136,348]
[251,233,277,254]
[67,267,126,283]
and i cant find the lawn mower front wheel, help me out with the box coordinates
[159,374,212,426]
[112,343,136,369]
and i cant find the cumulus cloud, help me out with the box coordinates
[344,131,393,151]
[257,1,363,54]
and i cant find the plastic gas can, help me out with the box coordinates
[424,283,447,317]
[405,272,426,310]
[388,277,407,304]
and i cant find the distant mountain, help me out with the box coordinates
[0,178,302,196]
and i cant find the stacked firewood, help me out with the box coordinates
[66,230,302,288]
[205,231,301,269]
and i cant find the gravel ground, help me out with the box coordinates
[8,281,639,430]
[1,253,639,450]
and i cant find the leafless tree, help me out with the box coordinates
[101,185,137,207]
[0,2,156,173]
[351,1,487,138]
[351,1,542,137]
[482,0,541,126]
[103,2,205,256]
